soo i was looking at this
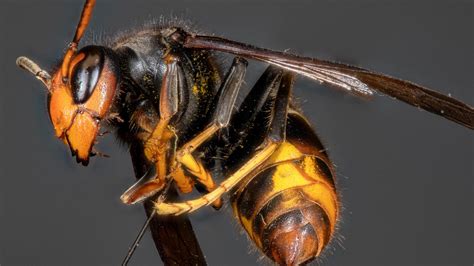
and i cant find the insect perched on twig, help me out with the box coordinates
[16,0,473,265]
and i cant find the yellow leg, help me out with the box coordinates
[144,119,176,181]
[168,123,222,208]
[121,57,186,204]
[127,123,219,204]
[156,58,247,209]
[143,56,182,180]
[122,119,176,204]
[120,179,166,204]
[179,152,223,209]
[156,66,293,215]
[171,166,194,194]
[171,151,223,211]
[177,124,220,154]
[155,140,279,215]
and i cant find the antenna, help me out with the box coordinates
[60,0,97,81]
[16,56,52,91]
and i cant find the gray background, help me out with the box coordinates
[0,0,473,265]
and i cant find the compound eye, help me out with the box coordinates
[71,46,104,104]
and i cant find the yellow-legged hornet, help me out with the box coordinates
[13,0,473,265]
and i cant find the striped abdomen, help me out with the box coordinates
[231,113,339,265]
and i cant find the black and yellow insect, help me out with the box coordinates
[9,0,473,265]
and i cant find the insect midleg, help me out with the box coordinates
[169,57,247,207]
[175,56,248,156]
[155,71,295,215]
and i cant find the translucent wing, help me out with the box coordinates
[180,34,473,129]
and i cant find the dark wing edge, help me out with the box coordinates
[181,34,473,130]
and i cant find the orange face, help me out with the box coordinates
[48,46,119,165]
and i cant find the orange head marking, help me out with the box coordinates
[48,46,119,165]
[16,0,119,165]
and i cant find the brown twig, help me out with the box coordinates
[127,142,207,265]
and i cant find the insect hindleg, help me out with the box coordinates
[155,71,295,215]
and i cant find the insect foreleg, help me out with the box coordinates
[121,56,183,204]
